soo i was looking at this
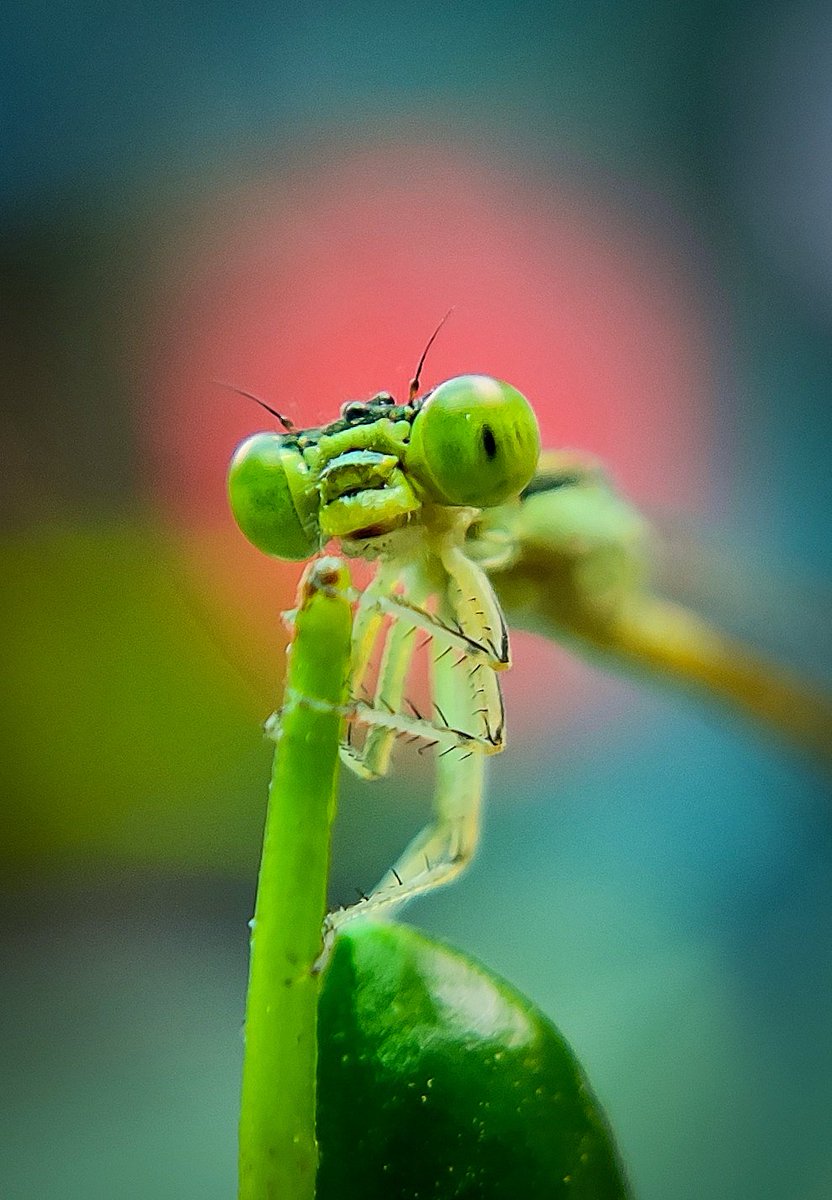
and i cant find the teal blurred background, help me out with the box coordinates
[3,2,832,1197]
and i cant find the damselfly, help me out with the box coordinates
[228,341,832,933]
[228,354,540,932]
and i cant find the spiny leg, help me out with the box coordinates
[346,700,479,757]
[368,559,508,892]
[340,554,502,779]
[356,552,504,771]
[437,544,508,749]
[360,544,510,673]
[368,617,490,900]
[348,563,399,695]
[340,557,504,777]
[441,543,510,667]
[325,562,507,938]
[353,567,428,779]
[325,663,488,944]
[339,564,424,779]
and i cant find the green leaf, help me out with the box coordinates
[317,921,631,1199]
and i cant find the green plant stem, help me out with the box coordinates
[239,557,353,1200]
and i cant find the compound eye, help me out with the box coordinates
[407,375,540,508]
[227,432,319,560]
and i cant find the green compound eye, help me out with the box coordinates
[407,375,541,508]
[227,432,320,560]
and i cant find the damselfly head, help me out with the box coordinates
[227,320,540,559]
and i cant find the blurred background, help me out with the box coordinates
[2,2,832,1197]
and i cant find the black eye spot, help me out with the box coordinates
[481,424,497,460]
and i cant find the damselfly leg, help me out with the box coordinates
[325,545,509,936]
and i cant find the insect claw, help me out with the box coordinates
[485,723,503,746]
[434,703,450,727]
[392,869,403,886]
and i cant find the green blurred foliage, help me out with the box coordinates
[0,521,271,873]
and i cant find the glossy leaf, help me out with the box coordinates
[318,921,630,1199]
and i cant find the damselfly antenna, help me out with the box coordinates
[217,381,296,433]
[408,308,455,401]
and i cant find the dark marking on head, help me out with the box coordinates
[482,424,497,460]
